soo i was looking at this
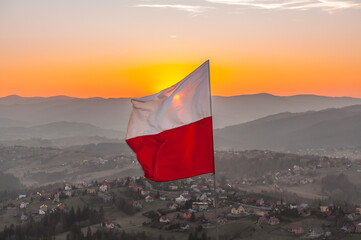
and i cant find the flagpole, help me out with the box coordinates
[207,60,219,240]
[213,173,219,240]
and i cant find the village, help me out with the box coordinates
[1,169,361,240]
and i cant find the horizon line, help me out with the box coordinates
[1,93,360,99]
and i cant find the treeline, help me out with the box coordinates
[112,196,137,215]
[0,189,23,202]
[322,173,361,203]
[0,206,104,240]
[66,225,153,240]
[215,150,325,178]
[0,172,24,191]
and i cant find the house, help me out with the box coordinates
[291,226,304,235]
[196,193,208,202]
[168,202,178,210]
[355,222,361,233]
[231,204,245,215]
[19,202,28,209]
[289,203,298,209]
[65,191,72,197]
[183,212,192,219]
[101,180,111,187]
[64,184,72,191]
[145,195,154,202]
[99,185,108,192]
[18,194,26,199]
[180,223,190,230]
[57,203,66,211]
[355,208,361,215]
[269,217,280,225]
[159,215,170,223]
[160,196,166,201]
[255,211,268,217]
[320,206,329,213]
[256,199,264,206]
[168,185,178,190]
[141,190,150,196]
[87,188,96,195]
[101,222,115,229]
[132,201,142,210]
[192,202,209,212]
[40,204,48,212]
[176,194,191,203]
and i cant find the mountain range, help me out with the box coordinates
[0,121,123,141]
[2,94,361,131]
[214,104,361,151]
[1,94,361,152]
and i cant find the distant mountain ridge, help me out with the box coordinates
[214,104,361,151]
[1,93,361,131]
[0,121,124,140]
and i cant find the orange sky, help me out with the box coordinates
[1,0,361,98]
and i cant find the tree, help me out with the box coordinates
[99,206,104,220]
[188,233,196,240]
[190,213,196,222]
[86,227,92,240]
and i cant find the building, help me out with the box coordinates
[168,202,178,210]
[192,202,209,212]
[182,212,192,219]
[39,204,48,212]
[176,193,191,203]
[87,188,96,195]
[291,226,304,235]
[320,206,329,213]
[57,203,66,211]
[65,191,72,197]
[145,195,154,202]
[19,202,28,209]
[160,215,170,223]
[99,185,108,192]
[231,204,245,215]
[269,217,280,225]
[133,201,143,210]
[18,194,26,199]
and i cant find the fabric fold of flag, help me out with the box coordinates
[126,60,215,182]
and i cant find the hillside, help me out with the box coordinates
[214,105,361,151]
[0,121,124,140]
[1,94,361,131]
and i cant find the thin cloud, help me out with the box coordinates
[134,4,213,15]
[204,0,361,12]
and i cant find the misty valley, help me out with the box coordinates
[1,95,361,240]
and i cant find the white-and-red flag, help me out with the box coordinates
[126,60,215,182]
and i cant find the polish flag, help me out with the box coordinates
[126,60,215,182]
